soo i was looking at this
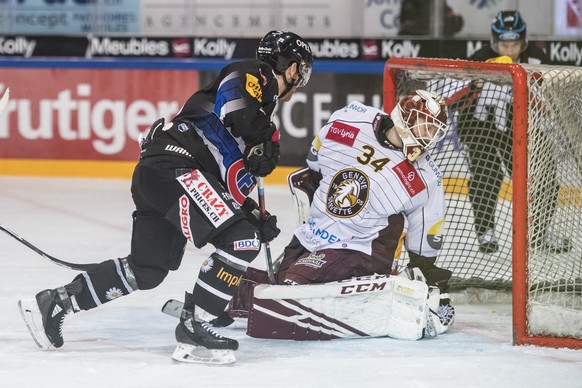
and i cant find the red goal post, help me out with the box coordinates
[384,57,582,349]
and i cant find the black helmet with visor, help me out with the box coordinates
[256,31,313,90]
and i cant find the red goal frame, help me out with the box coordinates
[384,57,582,349]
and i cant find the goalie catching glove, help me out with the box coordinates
[242,198,281,242]
[243,131,281,177]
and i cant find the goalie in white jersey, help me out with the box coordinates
[228,90,455,334]
[280,90,451,286]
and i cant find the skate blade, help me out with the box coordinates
[18,299,53,350]
[171,342,236,365]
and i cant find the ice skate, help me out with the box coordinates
[172,318,239,365]
[171,292,238,365]
[18,287,74,349]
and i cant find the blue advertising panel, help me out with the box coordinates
[0,0,140,34]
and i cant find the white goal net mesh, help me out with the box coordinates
[388,60,582,341]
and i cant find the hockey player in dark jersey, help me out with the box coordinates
[17,30,313,365]
[455,10,570,254]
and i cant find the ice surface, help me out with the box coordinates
[0,177,580,388]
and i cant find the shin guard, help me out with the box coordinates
[71,257,138,310]
[192,250,250,321]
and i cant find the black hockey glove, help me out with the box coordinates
[258,213,280,243]
[241,198,281,243]
[243,140,281,177]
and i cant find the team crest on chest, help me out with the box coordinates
[326,169,369,218]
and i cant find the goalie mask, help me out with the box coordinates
[390,90,448,162]
[491,10,527,54]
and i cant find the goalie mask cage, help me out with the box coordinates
[384,58,582,349]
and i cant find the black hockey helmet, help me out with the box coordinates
[491,10,527,53]
[256,31,313,87]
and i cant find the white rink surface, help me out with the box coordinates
[0,177,580,388]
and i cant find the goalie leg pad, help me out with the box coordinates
[247,274,429,341]
[229,267,270,318]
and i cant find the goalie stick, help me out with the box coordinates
[162,298,184,319]
[0,223,97,271]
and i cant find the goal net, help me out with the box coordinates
[384,58,582,349]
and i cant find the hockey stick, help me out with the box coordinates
[0,223,97,271]
[257,177,276,284]
[0,87,10,117]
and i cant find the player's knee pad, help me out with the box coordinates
[71,257,138,310]
[129,257,169,290]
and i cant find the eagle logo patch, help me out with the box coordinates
[326,169,369,218]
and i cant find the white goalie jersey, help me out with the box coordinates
[297,101,446,260]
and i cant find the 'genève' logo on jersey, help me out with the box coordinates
[245,73,262,102]
[325,121,359,147]
[326,169,369,218]
[392,160,426,197]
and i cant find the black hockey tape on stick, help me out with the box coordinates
[257,178,277,284]
[0,223,97,271]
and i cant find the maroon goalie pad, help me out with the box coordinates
[247,296,369,341]
[246,275,429,341]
